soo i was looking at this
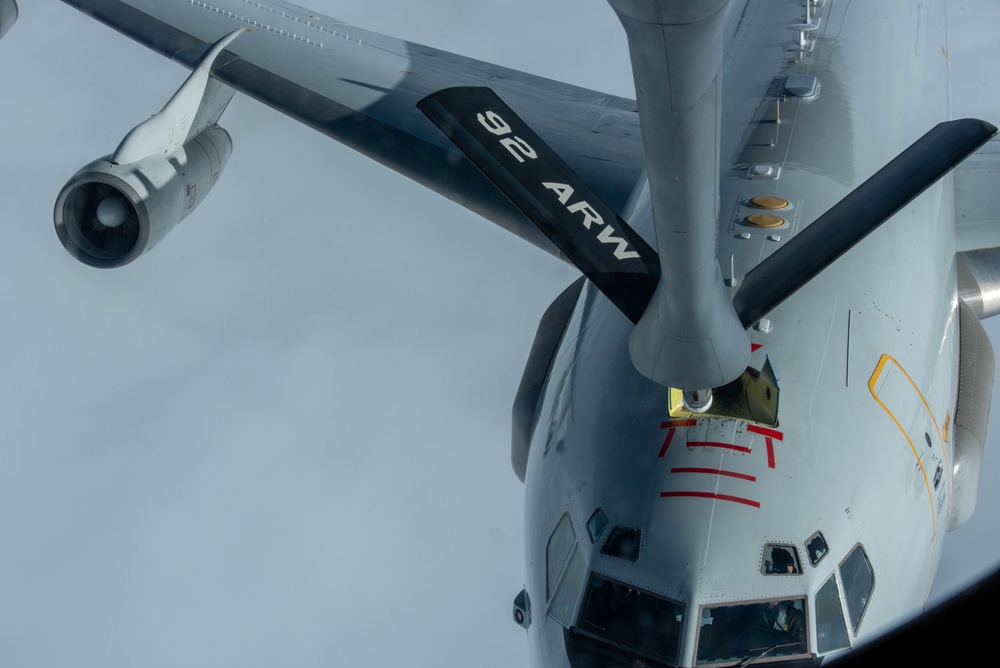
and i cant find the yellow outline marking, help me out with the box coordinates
[868,354,943,600]
[867,355,937,537]
[870,354,950,500]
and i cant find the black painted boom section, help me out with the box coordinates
[419,87,659,324]
[733,118,998,328]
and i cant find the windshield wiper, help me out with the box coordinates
[735,642,800,667]
[579,619,650,667]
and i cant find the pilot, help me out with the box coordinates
[585,577,639,631]
[758,600,805,640]
[770,547,798,574]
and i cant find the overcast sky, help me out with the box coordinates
[0,1,998,667]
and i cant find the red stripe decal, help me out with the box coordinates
[751,343,763,352]
[660,491,761,508]
[671,467,757,482]
[688,441,752,454]
[747,425,784,440]
[658,419,696,457]
[766,437,776,469]
[658,429,676,458]
[661,419,697,429]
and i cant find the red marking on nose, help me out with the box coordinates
[660,491,760,508]
[658,419,697,457]
[747,424,784,440]
[747,425,782,468]
[658,429,676,458]
[688,441,752,454]
[751,343,763,352]
[671,467,757,482]
[661,419,697,429]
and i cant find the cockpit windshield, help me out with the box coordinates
[696,598,808,665]
[576,574,684,665]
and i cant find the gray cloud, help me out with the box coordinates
[0,1,996,666]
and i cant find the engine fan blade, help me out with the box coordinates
[61,181,142,261]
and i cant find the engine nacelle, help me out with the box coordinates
[54,126,232,268]
[0,0,17,41]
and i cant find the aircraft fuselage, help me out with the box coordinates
[521,2,962,665]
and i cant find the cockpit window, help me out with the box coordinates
[815,574,850,654]
[840,544,874,633]
[760,543,802,574]
[548,547,586,627]
[806,531,829,566]
[587,508,608,543]
[547,513,575,599]
[696,598,808,665]
[601,526,642,561]
[577,574,684,665]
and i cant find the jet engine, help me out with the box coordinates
[54,126,231,268]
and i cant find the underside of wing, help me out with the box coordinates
[59,0,644,259]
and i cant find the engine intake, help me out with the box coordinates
[54,126,231,268]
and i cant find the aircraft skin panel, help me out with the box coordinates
[58,0,645,258]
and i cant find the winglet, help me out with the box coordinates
[112,28,245,165]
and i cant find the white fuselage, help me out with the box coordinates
[522,2,957,666]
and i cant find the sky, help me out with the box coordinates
[0,1,998,667]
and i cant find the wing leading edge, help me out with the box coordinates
[58,0,645,260]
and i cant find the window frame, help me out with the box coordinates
[600,525,642,562]
[838,543,875,635]
[546,512,576,600]
[694,595,810,666]
[586,508,608,544]
[760,542,804,575]
[814,573,851,654]
[805,531,829,567]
